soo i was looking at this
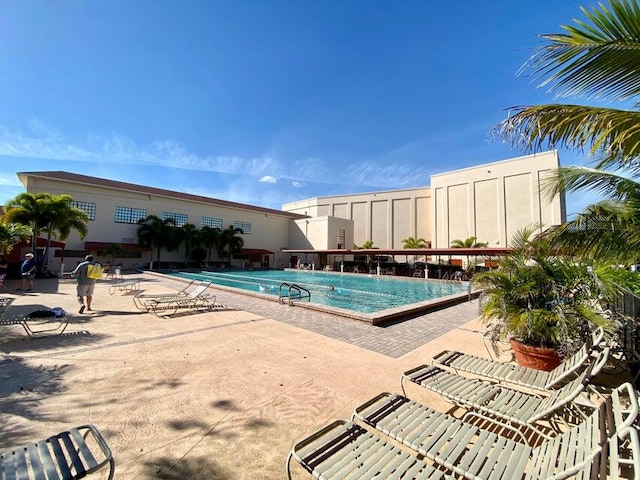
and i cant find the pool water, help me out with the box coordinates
[168,270,468,314]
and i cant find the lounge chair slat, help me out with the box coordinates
[58,432,87,478]
[69,428,99,471]
[33,440,60,480]
[48,436,73,479]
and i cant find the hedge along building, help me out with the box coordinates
[282,150,566,267]
[15,150,564,273]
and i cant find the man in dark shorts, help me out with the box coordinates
[18,252,36,291]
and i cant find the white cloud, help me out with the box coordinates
[0,173,22,186]
[259,175,277,184]
[0,119,448,191]
[185,182,283,209]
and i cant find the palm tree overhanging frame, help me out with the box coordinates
[495,0,640,263]
[496,0,640,163]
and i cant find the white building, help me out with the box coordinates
[14,150,565,272]
[282,150,565,250]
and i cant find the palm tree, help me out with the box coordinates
[105,243,125,266]
[495,0,640,263]
[541,172,640,263]
[473,226,632,359]
[3,193,89,272]
[354,240,376,267]
[355,240,375,249]
[450,237,488,248]
[42,195,89,267]
[180,223,201,267]
[137,215,176,268]
[402,236,428,264]
[200,226,221,265]
[218,225,244,265]
[450,237,488,275]
[0,222,32,254]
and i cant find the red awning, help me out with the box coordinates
[239,248,274,255]
[36,237,66,248]
[84,241,153,252]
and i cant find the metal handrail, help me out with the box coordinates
[278,282,311,305]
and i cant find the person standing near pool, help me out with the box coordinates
[18,252,36,291]
[72,254,99,313]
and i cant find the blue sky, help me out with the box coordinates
[0,1,601,215]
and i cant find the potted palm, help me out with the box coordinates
[473,226,623,371]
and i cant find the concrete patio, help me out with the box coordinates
[0,274,488,479]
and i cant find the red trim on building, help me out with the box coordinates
[84,242,152,252]
[239,248,274,255]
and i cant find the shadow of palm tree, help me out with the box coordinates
[0,331,108,354]
[143,456,232,479]
[0,357,71,446]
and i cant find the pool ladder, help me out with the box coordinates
[279,282,311,306]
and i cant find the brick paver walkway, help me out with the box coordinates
[154,275,481,358]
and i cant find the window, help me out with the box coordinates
[162,212,188,227]
[337,229,345,249]
[71,201,96,221]
[115,206,147,224]
[233,220,251,235]
[201,216,223,229]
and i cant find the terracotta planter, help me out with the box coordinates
[509,339,562,371]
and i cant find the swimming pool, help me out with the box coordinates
[166,269,473,324]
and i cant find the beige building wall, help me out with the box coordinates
[18,173,299,271]
[282,187,431,249]
[431,150,565,248]
[16,150,565,273]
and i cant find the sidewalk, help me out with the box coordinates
[0,275,487,479]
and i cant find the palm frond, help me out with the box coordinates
[495,104,640,157]
[522,0,640,101]
[542,200,640,262]
[541,165,640,200]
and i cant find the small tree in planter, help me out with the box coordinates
[473,226,628,370]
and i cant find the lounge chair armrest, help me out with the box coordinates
[76,424,114,459]
[612,426,640,479]
[613,382,639,434]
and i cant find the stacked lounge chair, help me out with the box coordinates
[432,327,605,393]
[401,347,610,440]
[286,380,639,479]
[133,280,217,315]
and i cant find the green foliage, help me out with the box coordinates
[105,243,124,265]
[401,237,427,249]
[180,223,201,266]
[191,247,207,263]
[450,236,488,248]
[200,226,221,263]
[495,0,640,264]
[218,226,244,264]
[473,226,623,353]
[0,222,32,254]
[4,192,89,271]
[137,215,177,265]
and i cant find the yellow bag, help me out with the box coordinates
[87,264,104,279]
